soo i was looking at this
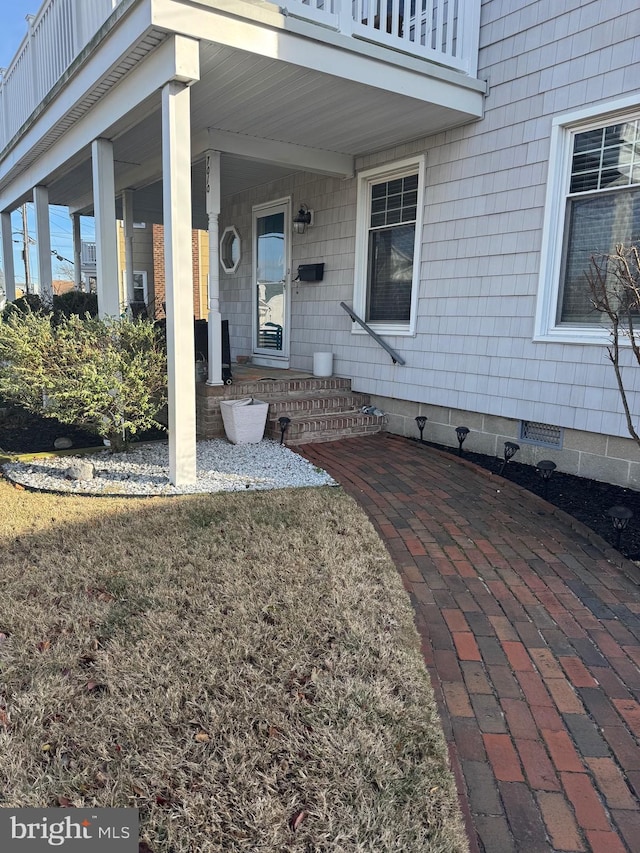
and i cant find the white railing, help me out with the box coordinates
[289,0,480,75]
[81,241,97,267]
[0,0,479,152]
[0,0,121,150]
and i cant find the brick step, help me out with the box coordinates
[196,373,385,444]
[266,410,385,445]
[267,392,371,417]
[198,376,352,403]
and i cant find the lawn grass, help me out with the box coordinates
[0,480,467,852]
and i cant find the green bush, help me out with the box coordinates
[53,290,98,320]
[2,290,100,323]
[1,293,47,320]
[0,309,167,452]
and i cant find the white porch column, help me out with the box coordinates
[206,149,223,386]
[91,137,120,317]
[122,189,135,310]
[33,185,53,302]
[1,211,16,302]
[71,212,82,289]
[163,79,196,485]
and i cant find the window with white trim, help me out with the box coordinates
[354,156,425,335]
[123,270,148,306]
[535,101,640,342]
[132,271,148,304]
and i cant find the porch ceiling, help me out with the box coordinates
[46,33,483,218]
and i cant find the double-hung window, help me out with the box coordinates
[123,269,148,312]
[535,100,640,342]
[354,156,425,335]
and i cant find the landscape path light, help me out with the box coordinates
[606,505,633,550]
[536,459,556,499]
[278,416,291,446]
[415,415,427,443]
[455,426,470,456]
[499,441,520,476]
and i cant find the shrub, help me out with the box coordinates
[0,309,167,452]
[587,244,640,447]
[1,293,47,320]
[53,290,99,320]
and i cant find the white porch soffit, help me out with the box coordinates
[0,0,485,210]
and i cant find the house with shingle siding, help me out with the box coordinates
[0,0,639,487]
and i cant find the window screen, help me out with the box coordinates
[366,173,418,323]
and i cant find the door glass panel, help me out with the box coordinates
[256,211,285,352]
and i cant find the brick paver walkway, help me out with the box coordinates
[300,434,640,853]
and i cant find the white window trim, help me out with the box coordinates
[123,269,148,304]
[220,225,241,273]
[534,96,640,345]
[353,155,425,337]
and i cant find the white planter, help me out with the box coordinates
[220,398,269,444]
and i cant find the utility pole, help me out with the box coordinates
[21,204,32,294]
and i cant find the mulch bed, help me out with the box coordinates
[413,438,640,560]
[0,403,164,455]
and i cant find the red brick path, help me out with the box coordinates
[300,434,640,853]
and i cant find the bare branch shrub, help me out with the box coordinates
[586,243,640,445]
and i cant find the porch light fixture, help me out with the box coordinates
[415,415,427,443]
[455,426,470,456]
[536,459,556,499]
[606,505,633,550]
[292,204,313,234]
[278,416,291,445]
[499,441,520,476]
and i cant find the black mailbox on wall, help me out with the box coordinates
[296,263,324,282]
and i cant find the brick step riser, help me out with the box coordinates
[278,424,383,445]
[267,413,383,432]
[267,395,371,416]
[265,413,385,445]
[197,377,352,401]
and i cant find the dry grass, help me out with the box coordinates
[0,480,467,852]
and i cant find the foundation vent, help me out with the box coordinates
[519,420,563,448]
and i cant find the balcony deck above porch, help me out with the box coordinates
[0,0,483,158]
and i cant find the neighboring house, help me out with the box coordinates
[52,279,75,295]
[0,0,639,488]
[80,223,209,318]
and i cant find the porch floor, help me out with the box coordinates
[229,364,313,382]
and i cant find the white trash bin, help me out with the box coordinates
[313,352,333,378]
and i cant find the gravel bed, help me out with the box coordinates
[1,439,337,496]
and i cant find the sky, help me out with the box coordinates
[0,0,35,69]
[0,1,94,291]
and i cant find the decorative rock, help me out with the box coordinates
[64,460,95,481]
[54,436,73,450]
[1,439,336,495]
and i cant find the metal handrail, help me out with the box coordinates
[340,302,405,365]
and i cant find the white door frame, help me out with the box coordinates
[251,197,291,368]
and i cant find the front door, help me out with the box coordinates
[253,199,290,365]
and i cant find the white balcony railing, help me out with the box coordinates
[0,0,480,153]
[0,0,121,151]
[80,241,97,268]
[292,0,480,77]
